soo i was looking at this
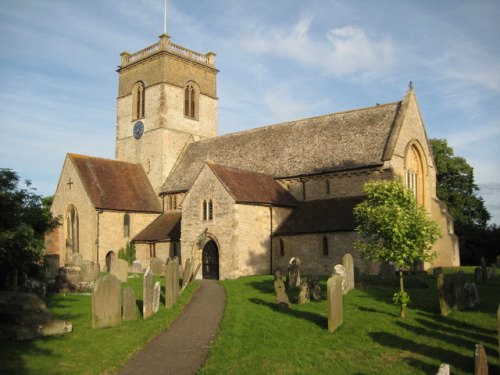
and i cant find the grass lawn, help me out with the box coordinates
[200,267,500,375]
[0,274,198,375]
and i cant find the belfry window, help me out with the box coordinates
[184,82,198,119]
[202,199,214,221]
[208,200,213,220]
[132,81,145,120]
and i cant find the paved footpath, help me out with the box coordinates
[118,280,225,375]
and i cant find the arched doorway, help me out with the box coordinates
[105,251,116,272]
[202,240,219,280]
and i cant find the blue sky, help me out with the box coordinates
[1,0,499,224]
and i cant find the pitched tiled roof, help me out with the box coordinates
[133,212,181,242]
[274,196,365,235]
[162,101,401,193]
[208,163,297,207]
[69,154,161,212]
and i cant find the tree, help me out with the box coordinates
[430,139,491,263]
[0,169,59,291]
[354,179,441,318]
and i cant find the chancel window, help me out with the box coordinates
[184,82,198,119]
[405,143,426,206]
[66,205,79,253]
[123,214,130,237]
[132,81,145,120]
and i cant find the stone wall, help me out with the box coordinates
[429,199,460,267]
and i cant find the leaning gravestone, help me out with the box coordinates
[143,267,154,319]
[150,258,165,276]
[327,273,343,333]
[480,257,487,285]
[153,281,161,314]
[342,253,355,293]
[474,267,483,284]
[165,258,174,308]
[111,258,129,283]
[182,257,192,288]
[297,278,310,304]
[122,287,138,321]
[437,274,452,317]
[274,271,290,310]
[474,343,488,375]
[333,264,347,295]
[309,276,322,301]
[92,275,121,328]
[286,257,301,289]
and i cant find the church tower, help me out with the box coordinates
[116,34,218,194]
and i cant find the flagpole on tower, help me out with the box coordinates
[163,0,167,34]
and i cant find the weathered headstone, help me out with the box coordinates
[165,259,174,308]
[309,276,322,301]
[110,258,129,283]
[172,257,180,304]
[480,257,487,285]
[436,363,450,375]
[452,271,466,310]
[182,258,192,287]
[342,253,355,293]
[297,278,310,304]
[437,274,452,317]
[153,281,161,314]
[122,287,138,321]
[380,261,395,280]
[433,267,443,279]
[463,283,480,308]
[327,274,343,333]
[143,267,153,319]
[150,258,165,276]
[474,267,483,284]
[81,260,99,283]
[474,343,488,375]
[130,260,143,274]
[333,264,347,294]
[286,257,301,289]
[92,275,121,328]
[274,273,290,310]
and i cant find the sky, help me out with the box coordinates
[1,0,499,224]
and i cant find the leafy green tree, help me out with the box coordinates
[0,169,59,291]
[430,139,491,263]
[354,179,441,318]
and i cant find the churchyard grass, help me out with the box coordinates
[200,267,499,375]
[0,274,198,375]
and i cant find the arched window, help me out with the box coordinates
[322,236,329,256]
[405,143,426,206]
[279,239,285,257]
[208,199,213,220]
[65,205,79,253]
[202,200,207,220]
[123,214,130,237]
[184,82,198,119]
[132,81,145,120]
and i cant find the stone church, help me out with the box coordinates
[45,33,460,279]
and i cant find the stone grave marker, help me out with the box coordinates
[452,271,466,310]
[81,260,99,283]
[327,273,343,333]
[165,259,174,308]
[286,257,301,289]
[172,257,180,304]
[486,267,493,280]
[437,274,452,317]
[491,263,497,279]
[436,363,450,375]
[111,258,129,283]
[122,287,138,321]
[333,264,347,295]
[342,253,355,292]
[182,257,192,287]
[480,257,487,284]
[297,278,310,304]
[463,283,480,308]
[474,343,488,375]
[150,258,165,276]
[92,275,121,328]
[153,281,161,314]
[143,267,154,319]
[131,260,143,274]
[474,267,483,284]
[274,271,290,310]
[309,276,322,301]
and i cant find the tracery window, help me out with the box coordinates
[132,81,145,120]
[405,143,426,206]
[184,82,198,119]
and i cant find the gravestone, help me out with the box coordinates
[286,257,301,289]
[309,276,322,301]
[463,283,480,308]
[92,275,121,328]
[486,267,493,280]
[81,260,99,283]
[165,259,174,308]
[480,257,487,284]
[474,267,483,284]
[153,281,161,314]
[143,268,153,319]
[182,258,192,287]
[130,260,143,274]
[436,363,450,375]
[327,274,343,333]
[172,257,180,304]
[333,264,347,295]
[380,261,395,280]
[437,274,452,317]
[122,287,138,321]
[342,253,355,293]
[452,271,466,310]
[433,267,443,279]
[491,264,497,279]
[474,343,488,375]
[274,274,290,310]
[297,278,310,304]
[150,258,165,276]
[110,258,129,283]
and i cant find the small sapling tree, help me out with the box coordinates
[354,179,441,318]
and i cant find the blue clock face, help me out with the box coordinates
[133,121,144,139]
